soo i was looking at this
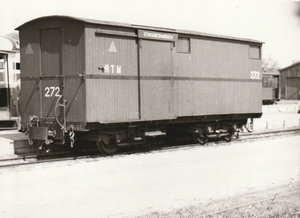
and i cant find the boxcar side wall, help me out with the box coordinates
[176,36,262,117]
[83,24,262,125]
[84,25,140,123]
[138,36,177,121]
[60,22,86,124]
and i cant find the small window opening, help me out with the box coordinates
[249,45,261,59]
[177,37,190,53]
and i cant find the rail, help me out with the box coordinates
[0,128,299,169]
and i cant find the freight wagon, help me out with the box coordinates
[16,16,263,154]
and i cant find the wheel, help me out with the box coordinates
[249,120,254,131]
[96,141,119,155]
[245,119,254,132]
[224,135,232,142]
[139,138,155,151]
[193,133,208,145]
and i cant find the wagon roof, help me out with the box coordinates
[16,15,263,44]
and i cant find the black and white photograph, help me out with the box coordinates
[0,0,300,217]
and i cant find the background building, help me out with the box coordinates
[279,62,300,100]
[0,35,20,128]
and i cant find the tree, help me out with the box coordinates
[262,55,280,72]
[5,32,19,41]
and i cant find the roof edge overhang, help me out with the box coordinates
[15,15,264,45]
[262,70,280,76]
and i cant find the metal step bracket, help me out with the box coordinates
[145,130,166,137]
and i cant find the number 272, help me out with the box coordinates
[45,86,60,97]
[250,71,260,79]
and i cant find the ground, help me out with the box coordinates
[0,133,299,218]
[138,183,300,217]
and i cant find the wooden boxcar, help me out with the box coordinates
[16,16,263,153]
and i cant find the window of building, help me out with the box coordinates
[0,56,4,69]
[177,37,190,53]
[249,45,261,59]
[13,62,20,70]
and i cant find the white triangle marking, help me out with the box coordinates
[25,43,34,54]
[108,40,117,52]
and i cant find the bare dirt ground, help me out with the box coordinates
[0,134,299,218]
[137,182,300,217]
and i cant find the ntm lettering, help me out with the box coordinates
[104,64,122,74]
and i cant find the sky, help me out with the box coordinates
[0,0,299,68]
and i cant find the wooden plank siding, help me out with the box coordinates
[61,21,86,123]
[139,39,175,120]
[176,37,261,116]
[85,28,139,123]
[19,28,42,119]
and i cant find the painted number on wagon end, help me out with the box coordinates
[250,71,260,79]
[45,86,60,97]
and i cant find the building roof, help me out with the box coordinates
[15,15,264,45]
[262,70,280,76]
[279,62,300,72]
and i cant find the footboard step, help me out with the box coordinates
[145,131,166,137]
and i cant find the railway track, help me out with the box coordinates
[0,127,299,169]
